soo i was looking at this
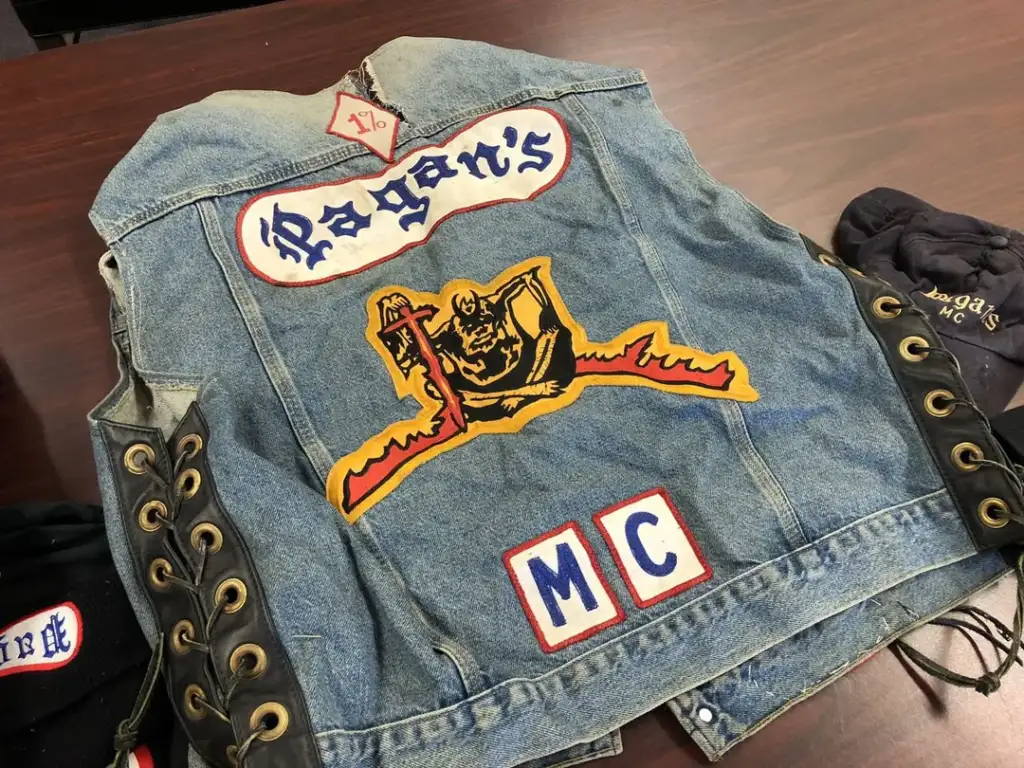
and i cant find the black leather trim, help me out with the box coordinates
[802,235,1024,548]
[97,403,322,768]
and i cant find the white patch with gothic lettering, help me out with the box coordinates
[326,93,401,162]
[238,107,571,286]
[0,602,83,678]
[593,489,711,608]
[503,521,624,653]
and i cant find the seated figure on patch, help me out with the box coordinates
[376,266,576,422]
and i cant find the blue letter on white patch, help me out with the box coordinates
[593,489,711,609]
[0,602,82,678]
[527,542,599,628]
[504,522,623,652]
[238,106,571,285]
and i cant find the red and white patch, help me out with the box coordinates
[238,106,571,286]
[503,521,624,653]
[0,602,83,678]
[593,489,711,608]
[127,745,155,768]
[326,93,401,162]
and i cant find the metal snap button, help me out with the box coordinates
[923,389,956,417]
[190,522,223,554]
[872,296,902,319]
[250,702,289,741]
[951,442,984,471]
[230,643,269,679]
[215,577,248,614]
[123,443,155,475]
[978,498,1010,528]
[817,252,842,267]
[171,619,196,655]
[898,336,930,362]
[176,433,203,460]
[184,683,208,720]
[148,558,174,590]
[176,468,201,499]
[697,706,715,724]
[138,500,168,532]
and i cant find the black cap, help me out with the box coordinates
[837,187,1024,415]
[0,503,184,767]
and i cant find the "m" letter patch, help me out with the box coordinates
[503,522,624,652]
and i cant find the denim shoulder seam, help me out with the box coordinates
[92,73,647,244]
[561,91,808,551]
[197,198,334,486]
[642,84,796,241]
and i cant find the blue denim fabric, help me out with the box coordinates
[88,38,995,767]
[669,549,1008,759]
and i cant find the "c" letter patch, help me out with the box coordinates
[593,488,712,608]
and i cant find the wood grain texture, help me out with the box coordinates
[0,1,1022,765]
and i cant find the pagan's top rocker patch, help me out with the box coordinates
[327,257,758,521]
[238,107,571,285]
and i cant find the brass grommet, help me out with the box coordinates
[190,522,223,554]
[176,468,201,499]
[184,683,207,720]
[138,500,168,532]
[872,295,902,319]
[171,619,196,655]
[924,389,956,418]
[817,252,841,267]
[123,443,155,475]
[148,558,173,590]
[898,335,930,362]
[951,442,984,471]
[177,433,203,460]
[978,497,1010,529]
[215,577,247,614]
[230,643,268,679]
[249,702,289,741]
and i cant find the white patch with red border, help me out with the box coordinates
[503,522,624,653]
[0,602,83,678]
[504,490,713,652]
[593,488,712,608]
[127,745,156,768]
[238,106,571,286]
[326,93,401,162]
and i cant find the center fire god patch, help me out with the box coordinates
[326,257,758,521]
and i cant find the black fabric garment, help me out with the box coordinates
[0,502,185,768]
[837,187,1024,415]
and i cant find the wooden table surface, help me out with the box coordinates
[1,1,1023,766]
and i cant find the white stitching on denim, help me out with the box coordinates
[357,516,486,694]
[527,734,623,768]
[95,74,647,244]
[312,489,958,749]
[197,199,334,485]
[562,92,808,550]
[698,569,1008,760]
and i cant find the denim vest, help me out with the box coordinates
[88,38,1021,768]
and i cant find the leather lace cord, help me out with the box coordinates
[109,631,166,768]
[894,552,1024,695]
[109,449,264,766]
